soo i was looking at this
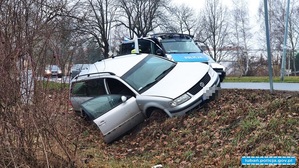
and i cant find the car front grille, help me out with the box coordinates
[213,68,223,72]
[188,73,211,95]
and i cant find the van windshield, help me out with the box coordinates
[161,39,202,53]
[121,55,176,93]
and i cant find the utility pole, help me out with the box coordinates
[264,0,274,93]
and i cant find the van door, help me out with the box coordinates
[80,95,145,143]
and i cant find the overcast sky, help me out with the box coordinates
[172,0,260,21]
[172,0,262,49]
[172,0,261,26]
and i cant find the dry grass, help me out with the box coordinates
[1,86,298,167]
[67,89,299,167]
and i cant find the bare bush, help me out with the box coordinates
[0,0,82,167]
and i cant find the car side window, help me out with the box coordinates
[81,95,123,120]
[106,78,135,97]
[71,81,87,96]
[72,78,106,96]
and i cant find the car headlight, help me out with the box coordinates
[208,67,215,77]
[58,70,62,74]
[170,93,191,107]
[45,70,51,74]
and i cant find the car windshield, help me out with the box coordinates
[122,55,176,93]
[46,65,60,70]
[71,64,82,70]
[72,64,89,70]
[161,39,202,53]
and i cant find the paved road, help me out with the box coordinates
[221,82,299,92]
[41,76,71,83]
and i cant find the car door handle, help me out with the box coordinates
[98,120,106,126]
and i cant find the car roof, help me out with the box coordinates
[120,33,194,43]
[150,33,194,39]
[45,65,60,69]
[74,54,149,80]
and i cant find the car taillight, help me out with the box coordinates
[69,100,74,108]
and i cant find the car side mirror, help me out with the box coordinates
[156,49,164,56]
[121,96,127,102]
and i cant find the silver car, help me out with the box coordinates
[70,64,91,79]
[70,54,220,143]
[44,65,63,78]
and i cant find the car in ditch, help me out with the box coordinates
[69,54,220,143]
[119,33,226,82]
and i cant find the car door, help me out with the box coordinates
[70,78,107,112]
[80,94,145,143]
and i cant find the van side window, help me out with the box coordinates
[71,78,106,96]
[120,43,134,55]
[138,39,151,54]
[106,78,135,96]
[152,43,162,55]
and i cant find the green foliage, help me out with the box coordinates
[39,81,69,90]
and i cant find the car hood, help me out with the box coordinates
[169,52,211,62]
[142,62,210,99]
[210,62,225,70]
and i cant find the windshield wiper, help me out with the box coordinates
[155,64,176,81]
[138,80,157,92]
[139,64,176,92]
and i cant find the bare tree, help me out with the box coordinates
[230,0,252,76]
[161,4,198,35]
[76,0,118,59]
[0,0,81,167]
[195,0,230,62]
[258,0,285,62]
[258,0,299,75]
[288,1,299,75]
[116,0,166,38]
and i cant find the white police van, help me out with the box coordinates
[119,33,226,82]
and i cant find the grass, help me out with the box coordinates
[224,76,299,83]
[68,89,299,167]
[37,80,69,90]
[6,86,297,167]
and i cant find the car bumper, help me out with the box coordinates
[167,75,220,116]
[44,73,63,77]
[214,69,226,82]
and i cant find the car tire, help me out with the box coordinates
[146,108,167,122]
[81,110,91,121]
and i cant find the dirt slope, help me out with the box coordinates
[74,89,299,167]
